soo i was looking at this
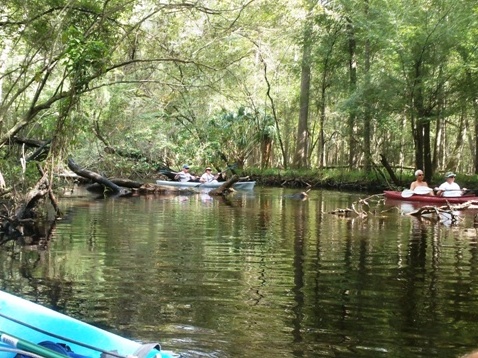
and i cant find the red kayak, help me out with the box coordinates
[384,190,478,203]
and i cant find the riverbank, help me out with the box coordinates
[241,168,478,193]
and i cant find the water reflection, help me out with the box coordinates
[1,188,478,357]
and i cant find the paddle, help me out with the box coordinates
[401,187,433,198]
[414,187,433,195]
[401,189,414,198]
[194,164,238,187]
[0,331,68,358]
[439,189,466,198]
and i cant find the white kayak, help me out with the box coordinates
[155,180,256,190]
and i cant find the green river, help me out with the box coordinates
[1,186,478,358]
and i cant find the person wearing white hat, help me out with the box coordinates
[435,172,466,197]
[200,167,219,183]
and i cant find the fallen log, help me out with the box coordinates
[87,178,144,193]
[380,154,401,186]
[67,158,131,196]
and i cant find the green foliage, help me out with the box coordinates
[62,25,108,90]
[200,107,274,166]
[2,0,478,187]
[246,167,386,187]
[0,151,44,190]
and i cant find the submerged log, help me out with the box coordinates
[284,188,311,200]
[208,175,240,196]
[135,183,181,194]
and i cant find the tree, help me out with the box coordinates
[292,2,315,169]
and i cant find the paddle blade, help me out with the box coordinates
[443,190,463,197]
[401,190,414,198]
[413,187,433,195]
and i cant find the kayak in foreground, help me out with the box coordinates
[0,290,179,358]
[384,190,478,203]
[156,180,255,190]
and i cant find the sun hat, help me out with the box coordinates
[445,172,456,178]
[182,164,190,169]
[206,167,212,170]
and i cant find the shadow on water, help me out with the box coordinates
[2,188,478,357]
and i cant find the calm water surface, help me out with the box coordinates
[1,187,478,358]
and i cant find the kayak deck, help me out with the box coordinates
[0,290,178,358]
[384,190,478,203]
[156,180,255,190]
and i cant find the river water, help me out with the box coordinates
[1,186,478,358]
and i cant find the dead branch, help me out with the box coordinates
[408,204,463,225]
[330,193,385,217]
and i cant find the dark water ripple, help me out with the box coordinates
[2,188,478,357]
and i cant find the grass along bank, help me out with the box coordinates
[241,168,478,194]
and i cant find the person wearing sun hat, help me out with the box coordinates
[174,164,197,182]
[199,166,219,183]
[435,171,467,197]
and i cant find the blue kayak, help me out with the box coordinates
[0,290,179,358]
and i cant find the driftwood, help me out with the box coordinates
[328,192,475,227]
[14,165,61,220]
[67,158,131,196]
[14,172,49,220]
[0,165,62,246]
[406,202,474,225]
[329,194,386,218]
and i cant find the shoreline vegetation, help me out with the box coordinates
[1,164,478,248]
[240,168,478,193]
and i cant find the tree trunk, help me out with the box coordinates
[346,16,357,169]
[474,98,478,174]
[446,109,466,170]
[411,57,430,181]
[261,137,272,169]
[318,72,326,168]
[470,70,478,173]
[292,10,313,169]
[363,0,372,172]
[380,154,401,186]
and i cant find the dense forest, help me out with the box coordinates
[0,0,477,188]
